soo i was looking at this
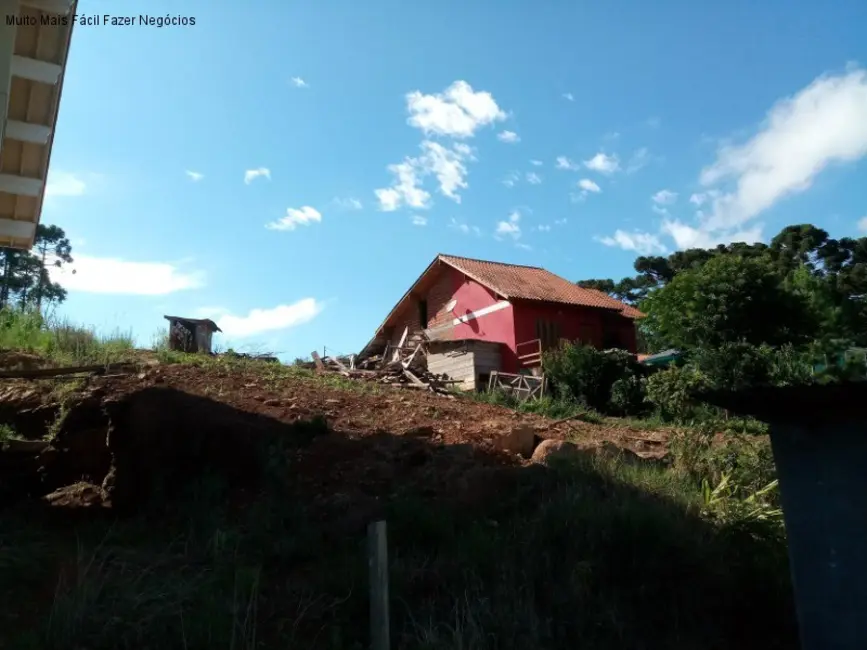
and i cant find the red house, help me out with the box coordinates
[358,254,644,390]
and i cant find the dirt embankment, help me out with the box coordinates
[0,361,669,519]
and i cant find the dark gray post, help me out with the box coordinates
[702,384,867,650]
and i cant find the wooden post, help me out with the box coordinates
[368,520,390,650]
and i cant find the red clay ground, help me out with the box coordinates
[0,358,669,515]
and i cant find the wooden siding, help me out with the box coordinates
[427,340,501,391]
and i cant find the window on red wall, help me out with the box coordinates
[535,319,560,350]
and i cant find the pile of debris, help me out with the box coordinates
[311,342,457,397]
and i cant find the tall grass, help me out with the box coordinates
[0,446,795,649]
[0,307,134,366]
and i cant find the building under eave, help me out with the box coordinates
[0,0,77,250]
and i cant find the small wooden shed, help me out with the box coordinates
[427,340,501,391]
[164,315,221,354]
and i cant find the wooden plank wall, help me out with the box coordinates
[428,341,501,391]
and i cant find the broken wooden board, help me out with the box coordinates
[0,363,137,380]
[328,355,349,372]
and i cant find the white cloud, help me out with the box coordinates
[244,168,271,184]
[502,171,520,188]
[515,242,533,251]
[411,215,427,226]
[555,156,580,171]
[406,80,506,138]
[185,170,204,182]
[583,152,620,174]
[526,172,542,185]
[537,224,551,232]
[450,218,481,235]
[858,216,867,232]
[626,147,651,174]
[420,140,469,201]
[217,299,323,338]
[660,220,763,250]
[45,171,86,197]
[49,255,205,295]
[265,206,322,231]
[554,218,567,225]
[688,190,719,207]
[573,178,602,202]
[563,92,574,102]
[652,189,678,205]
[375,160,429,211]
[495,211,521,239]
[497,130,520,144]
[646,117,661,129]
[597,230,667,255]
[375,141,473,210]
[530,159,543,166]
[333,197,363,210]
[699,66,867,233]
[291,77,308,88]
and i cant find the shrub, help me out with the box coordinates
[609,375,648,416]
[689,342,814,391]
[543,343,643,413]
[645,365,711,422]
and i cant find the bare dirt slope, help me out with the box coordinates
[0,358,667,515]
[0,357,799,650]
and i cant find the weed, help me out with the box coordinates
[0,423,17,444]
[0,308,134,366]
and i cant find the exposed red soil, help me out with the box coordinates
[0,361,670,520]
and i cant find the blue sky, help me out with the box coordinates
[44,0,867,360]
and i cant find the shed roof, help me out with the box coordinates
[164,315,222,333]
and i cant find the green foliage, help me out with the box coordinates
[688,342,813,391]
[641,255,817,351]
[543,343,644,413]
[578,222,867,351]
[0,224,74,311]
[645,365,711,422]
[609,375,647,416]
[474,388,604,422]
[0,307,134,366]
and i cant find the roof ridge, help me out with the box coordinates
[438,253,544,271]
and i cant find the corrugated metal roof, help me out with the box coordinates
[438,254,644,317]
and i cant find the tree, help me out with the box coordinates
[640,255,818,350]
[576,223,867,349]
[0,224,74,312]
[30,224,73,311]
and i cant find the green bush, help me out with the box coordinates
[609,375,648,416]
[689,342,813,391]
[543,343,643,413]
[645,365,711,422]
